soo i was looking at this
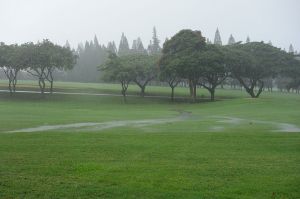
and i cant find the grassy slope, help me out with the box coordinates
[0,81,299,198]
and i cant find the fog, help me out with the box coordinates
[0,0,299,50]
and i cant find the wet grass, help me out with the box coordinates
[0,81,300,198]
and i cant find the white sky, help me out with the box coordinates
[0,0,299,51]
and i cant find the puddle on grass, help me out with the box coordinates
[8,111,191,133]
[7,112,300,133]
[215,116,300,133]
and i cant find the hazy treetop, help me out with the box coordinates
[0,0,299,51]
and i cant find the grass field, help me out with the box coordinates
[0,81,300,198]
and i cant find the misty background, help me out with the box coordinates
[1,0,299,50]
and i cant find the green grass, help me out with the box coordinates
[0,81,300,198]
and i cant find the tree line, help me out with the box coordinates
[101,29,300,102]
[0,28,299,101]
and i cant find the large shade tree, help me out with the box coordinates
[159,56,181,101]
[160,29,206,102]
[198,44,228,101]
[26,40,77,94]
[100,53,134,102]
[130,54,159,96]
[0,43,28,94]
[226,42,292,98]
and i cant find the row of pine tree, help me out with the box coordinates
[62,27,297,83]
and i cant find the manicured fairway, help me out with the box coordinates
[0,82,299,198]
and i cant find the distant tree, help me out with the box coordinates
[107,41,117,54]
[278,54,300,93]
[160,29,206,102]
[66,38,107,83]
[46,45,77,93]
[94,35,100,49]
[132,37,146,54]
[198,45,228,101]
[289,44,294,54]
[214,28,222,45]
[100,53,134,102]
[77,43,84,54]
[226,42,292,98]
[130,54,159,96]
[148,27,161,54]
[159,54,181,101]
[227,34,236,45]
[206,38,212,44]
[118,33,130,56]
[246,36,250,43]
[65,40,71,49]
[0,43,28,94]
[26,40,77,94]
[268,40,273,46]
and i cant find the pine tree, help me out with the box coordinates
[84,41,90,50]
[118,33,130,56]
[107,41,117,54]
[268,40,273,46]
[148,27,161,54]
[136,38,145,52]
[65,40,71,49]
[214,28,222,45]
[289,44,294,54]
[94,35,100,49]
[206,38,212,44]
[228,34,236,45]
[246,36,250,43]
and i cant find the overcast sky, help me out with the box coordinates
[1,0,299,51]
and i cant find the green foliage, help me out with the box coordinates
[225,42,297,97]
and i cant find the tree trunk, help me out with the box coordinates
[39,78,46,95]
[50,80,54,94]
[189,79,193,97]
[193,83,197,102]
[121,81,128,103]
[13,78,17,92]
[171,87,175,102]
[210,88,215,101]
[8,79,12,95]
[140,86,145,97]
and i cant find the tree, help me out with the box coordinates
[45,45,77,93]
[246,36,250,43]
[100,53,134,102]
[148,27,161,54]
[206,38,212,44]
[228,34,236,45]
[198,45,228,101]
[66,37,106,83]
[160,29,206,102]
[130,54,159,96]
[0,43,27,94]
[107,41,117,54]
[214,28,222,45]
[94,35,100,49]
[27,40,77,94]
[226,42,291,98]
[118,33,130,56]
[289,44,294,54]
[159,55,181,101]
[65,40,71,49]
[132,37,146,54]
[278,54,300,92]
